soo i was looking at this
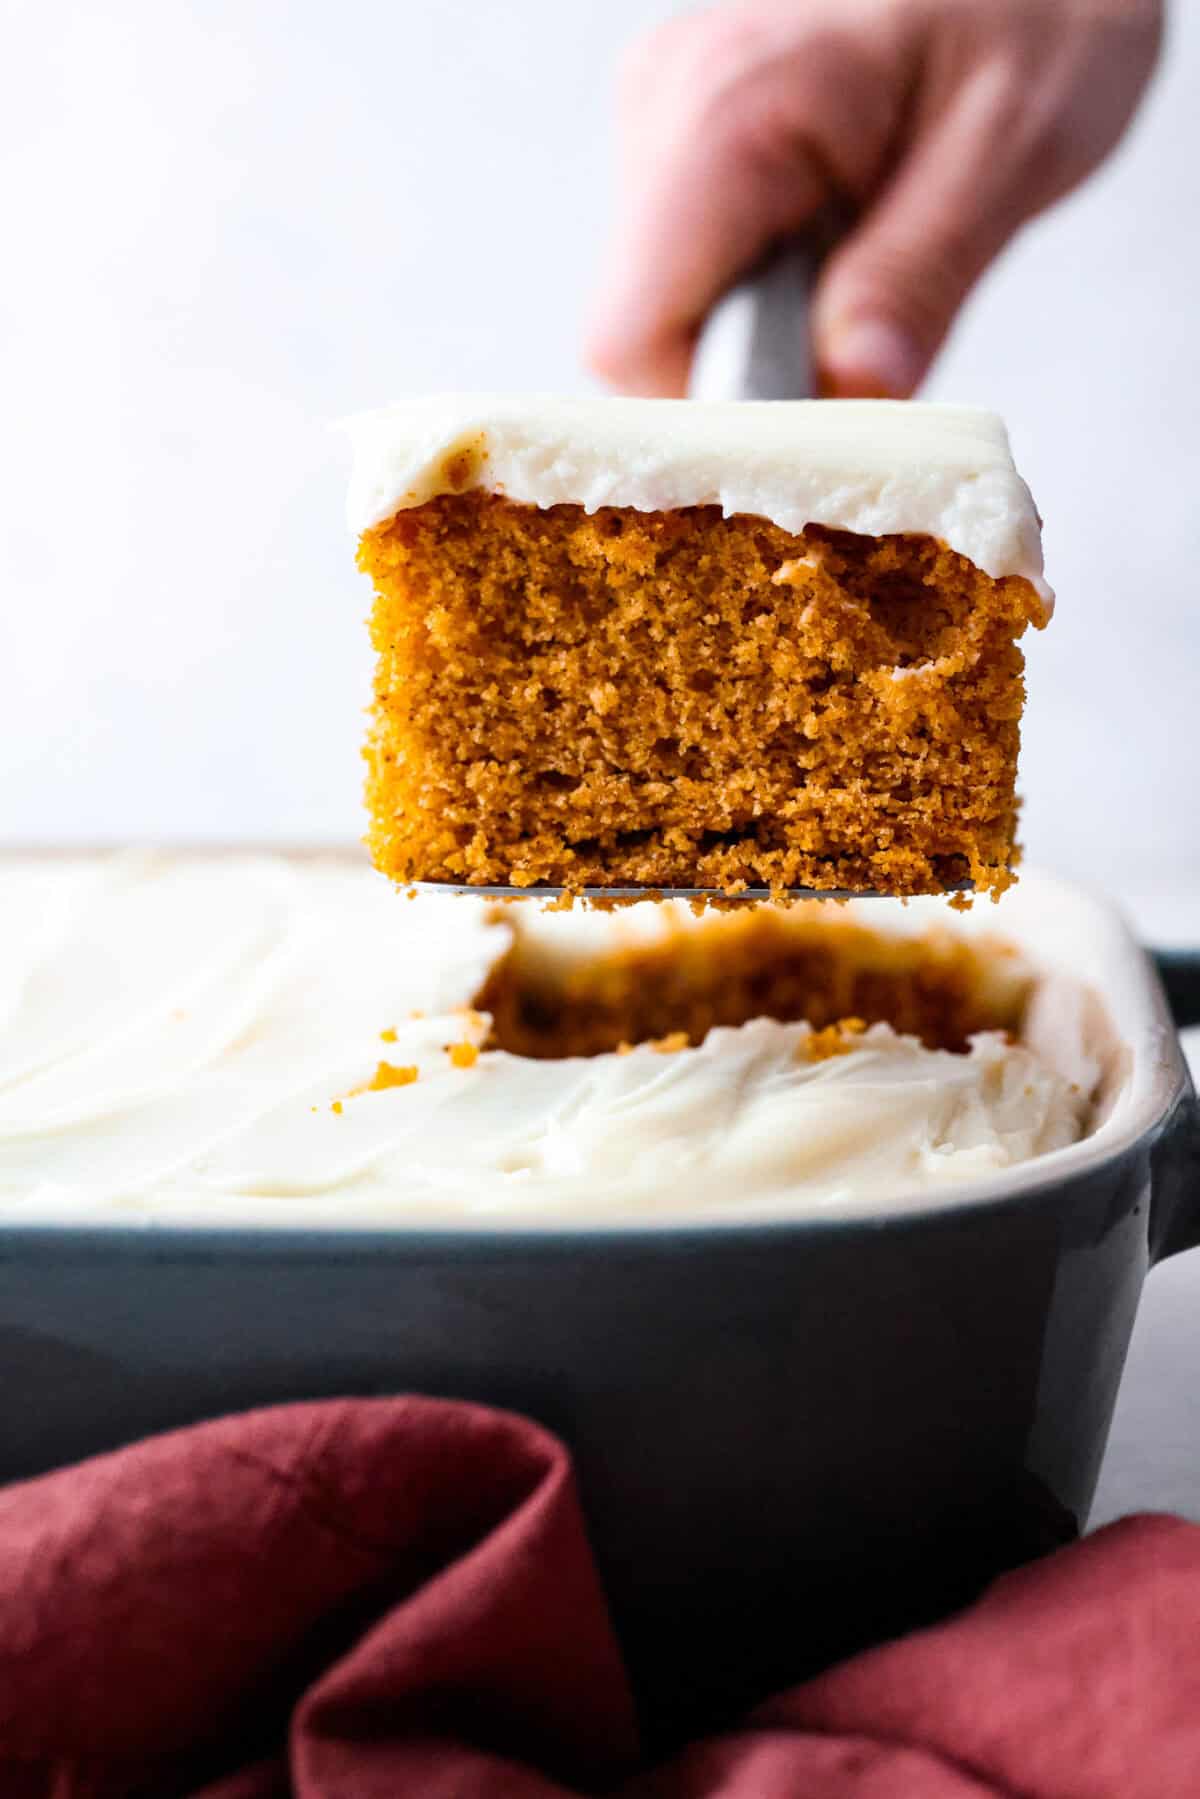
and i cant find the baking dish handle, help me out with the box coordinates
[1149,949,1200,1262]
[1152,948,1200,1032]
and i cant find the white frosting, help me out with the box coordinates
[345,394,1051,608]
[0,853,1091,1227]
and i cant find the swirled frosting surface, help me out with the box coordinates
[0,853,1088,1226]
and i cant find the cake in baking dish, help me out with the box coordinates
[349,397,1051,901]
[0,854,1093,1224]
[475,900,1028,1062]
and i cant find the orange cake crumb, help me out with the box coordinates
[332,1058,420,1110]
[364,1060,419,1091]
[447,1041,480,1069]
[359,493,1046,901]
[796,1018,868,1062]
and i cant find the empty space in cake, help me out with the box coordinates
[472,907,1033,1062]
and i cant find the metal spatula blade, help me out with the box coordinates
[688,236,821,403]
[412,881,970,904]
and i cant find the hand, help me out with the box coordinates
[586,0,1163,397]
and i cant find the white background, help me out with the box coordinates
[3,0,1199,909]
[0,2,1197,1516]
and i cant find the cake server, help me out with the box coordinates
[418,239,970,903]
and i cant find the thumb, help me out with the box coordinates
[813,96,1028,398]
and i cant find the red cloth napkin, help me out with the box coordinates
[0,1398,1196,1799]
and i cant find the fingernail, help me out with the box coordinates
[820,319,925,399]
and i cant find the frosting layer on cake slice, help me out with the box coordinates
[346,394,1051,608]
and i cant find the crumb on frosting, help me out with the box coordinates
[795,1018,868,1062]
[366,1060,419,1090]
[331,1058,420,1112]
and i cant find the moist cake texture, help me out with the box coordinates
[351,397,1051,901]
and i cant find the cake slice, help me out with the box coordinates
[349,397,1051,900]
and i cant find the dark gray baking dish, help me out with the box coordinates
[0,870,1196,1744]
